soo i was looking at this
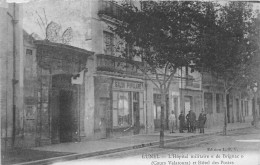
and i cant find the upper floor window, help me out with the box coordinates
[26,49,33,56]
[104,31,114,55]
[99,0,123,20]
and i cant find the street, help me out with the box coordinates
[54,128,260,165]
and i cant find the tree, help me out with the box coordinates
[243,11,260,127]
[33,8,73,44]
[193,2,257,135]
[111,1,211,147]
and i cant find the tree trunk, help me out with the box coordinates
[159,91,166,148]
[253,92,257,127]
[223,91,228,136]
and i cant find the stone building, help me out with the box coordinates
[21,0,181,146]
[23,37,93,146]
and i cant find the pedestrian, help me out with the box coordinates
[178,111,185,133]
[189,110,196,133]
[198,110,207,133]
[186,111,191,132]
[169,110,176,133]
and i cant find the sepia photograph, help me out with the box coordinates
[0,0,260,164]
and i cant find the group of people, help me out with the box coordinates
[168,110,207,134]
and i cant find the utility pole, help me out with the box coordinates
[7,3,19,148]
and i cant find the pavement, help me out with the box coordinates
[4,121,254,165]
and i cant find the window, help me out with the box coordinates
[245,101,249,116]
[216,94,223,113]
[173,97,178,113]
[26,49,33,55]
[186,75,193,87]
[204,92,213,114]
[153,94,161,120]
[139,92,144,125]
[113,91,132,127]
[104,31,114,55]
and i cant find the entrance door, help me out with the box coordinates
[59,90,73,143]
[133,92,140,134]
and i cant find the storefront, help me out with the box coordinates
[94,77,145,138]
[112,79,145,134]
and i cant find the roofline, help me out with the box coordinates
[34,40,94,56]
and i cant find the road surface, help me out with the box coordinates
[54,127,260,165]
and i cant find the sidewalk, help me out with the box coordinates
[4,122,253,165]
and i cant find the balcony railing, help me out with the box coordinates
[98,0,124,21]
[96,54,143,77]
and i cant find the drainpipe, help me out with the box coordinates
[7,3,18,148]
[145,79,148,133]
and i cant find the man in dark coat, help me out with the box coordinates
[186,111,191,132]
[198,110,207,133]
[178,111,185,133]
[189,110,196,133]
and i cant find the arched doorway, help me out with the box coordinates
[50,74,79,143]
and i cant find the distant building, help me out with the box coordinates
[201,71,253,128]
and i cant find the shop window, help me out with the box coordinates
[113,91,132,127]
[104,31,114,55]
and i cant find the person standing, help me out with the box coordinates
[198,110,207,133]
[169,111,176,133]
[186,111,191,132]
[178,111,185,133]
[189,110,196,133]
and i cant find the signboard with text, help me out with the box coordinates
[112,79,144,91]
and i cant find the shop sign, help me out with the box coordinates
[113,79,143,91]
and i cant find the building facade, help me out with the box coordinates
[21,0,180,146]
[2,0,257,148]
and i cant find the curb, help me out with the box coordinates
[13,126,251,165]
